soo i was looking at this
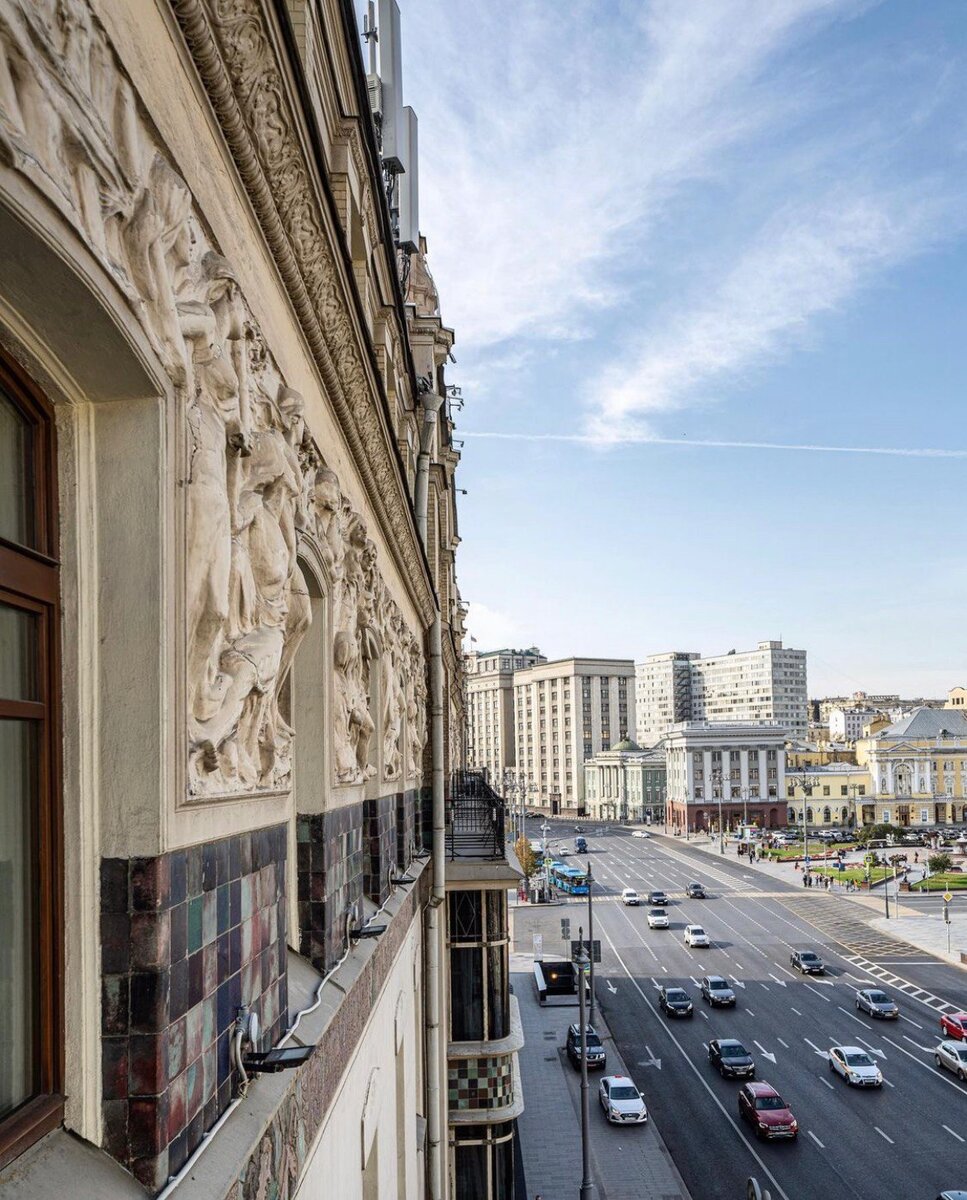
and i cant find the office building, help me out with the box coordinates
[583,740,666,823]
[466,647,545,785]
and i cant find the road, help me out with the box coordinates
[513,823,967,1200]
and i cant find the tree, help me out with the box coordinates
[928,852,953,876]
[515,834,538,881]
[856,823,902,845]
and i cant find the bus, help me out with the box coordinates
[548,862,589,895]
[529,840,545,869]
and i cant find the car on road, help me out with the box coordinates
[701,975,736,1006]
[621,888,640,906]
[566,1023,607,1070]
[557,846,572,857]
[684,924,710,947]
[935,1040,967,1080]
[937,1192,967,1200]
[646,908,669,929]
[941,1012,967,1041]
[648,890,668,906]
[708,1038,755,1078]
[658,985,694,1017]
[855,988,898,1019]
[737,1081,798,1140]
[828,1045,883,1087]
[686,882,707,898]
[632,830,651,839]
[790,949,825,974]
[598,1075,647,1124]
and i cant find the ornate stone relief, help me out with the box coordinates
[0,0,426,798]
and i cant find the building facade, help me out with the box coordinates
[466,647,545,786]
[0,3,508,1199]
[583,740,666,823]
[856,708,967,827]
[784,764,870,827]
[513,658,635,813]
[636,640,808,744]
[828,707,881,742]
[665,722,787,833]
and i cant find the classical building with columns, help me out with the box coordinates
[856,707,967,827]
[664,722,787,833]
[0,3,524,1199]
[583,739,666,824]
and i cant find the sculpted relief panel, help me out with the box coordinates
[0,0,426,798]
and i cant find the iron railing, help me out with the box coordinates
[447,770,506,860]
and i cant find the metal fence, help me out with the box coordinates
[446,770,506,860]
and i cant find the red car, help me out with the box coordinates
[738,1081,798,1140]
[941,1012,967,1040]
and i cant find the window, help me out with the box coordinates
[0,352,62,1168]
[448,891,509,1041]
[453,1123,515,1200]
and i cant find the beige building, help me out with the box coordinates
[636,640,808,744]
[466,647,545,786]
[785,764,870,827]
[514,658,635,813]
[0,3,521,1200]
[946,687,967,711]
[583,740,666,823]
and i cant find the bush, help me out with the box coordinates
[928,852,954,875]
[856,823,903,844]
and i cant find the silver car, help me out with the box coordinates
[828,1045,883,1088]
[936,1040,967,1081]
[855,988,899,1019]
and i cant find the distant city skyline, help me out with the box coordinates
[403,0,967,699]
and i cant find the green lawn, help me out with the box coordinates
[765,841,857,861]
[911,873,967,891]
[810,865,893,885]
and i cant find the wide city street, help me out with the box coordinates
[512,823,967,1200]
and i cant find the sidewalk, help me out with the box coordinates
[511,951,690,1200]
[662,833,967,967]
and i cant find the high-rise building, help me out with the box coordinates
[514,658,635,813]
[466,647,546,784]
[635,640,808,743]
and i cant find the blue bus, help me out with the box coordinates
[548,862,589,895]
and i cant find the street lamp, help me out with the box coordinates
[575,928,596,1199]
[711,767,725,854]
[789,766,818,874]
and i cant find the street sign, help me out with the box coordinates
[804,856,811,865]
[561,918,571,940]
[571,939,602,964]
[944,892,954,903]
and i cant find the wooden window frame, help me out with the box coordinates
[0,350,63,1171]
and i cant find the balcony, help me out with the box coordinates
[447,770,506,860]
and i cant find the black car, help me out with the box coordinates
[708,1038,755,1079]
[659,986,694,1017]
[648,890,669,906]
[566,1023,607,1070]
[790,949,825,974]
[686,882,707,899]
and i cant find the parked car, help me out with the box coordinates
[940,1012,967,1041]
[658,985,694,1017]
[684,924,710,948]
[686,882,707,898]
[621,888,640,906]
[646,908,669,929]
[566,1023,607,1070]
[737,1082,798,1140]
[598,1075,647,1124]
[790,949,825,974]
[936,1040,967,1080]
[708,1038,755,1078]
[828,1045,883,1087]
[855,988,898,1019]
[648,890,668,906]
[701,975,736,1007]
[632,830,651,839]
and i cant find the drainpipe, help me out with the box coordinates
[415,386,446,1199]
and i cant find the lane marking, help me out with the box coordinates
[882,1035,967,1098]
[791,1008,803,1017]
[777,1037,789,1048]
[803,982,831,1003]
[808,1130,825,1149]
[874,1127,894,1144]
[837,1005,867,1027]
[855,1036,886,1060]
[821,1078,834,1090]
[900,1015,924,1029]
[902,1034,936,1052]
[747,1009,756,1017]
[944,1125,965,1143]
[700,1011,709,1021]
[883,1079,895,1088]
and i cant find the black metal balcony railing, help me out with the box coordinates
[447,770,506,860]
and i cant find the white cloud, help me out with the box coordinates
[464,601,535,653]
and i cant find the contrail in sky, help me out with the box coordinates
[461,431,967,458]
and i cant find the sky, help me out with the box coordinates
[392,0,967,697]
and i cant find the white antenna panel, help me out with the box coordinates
[377,0,404,169]
[398,106,419,252]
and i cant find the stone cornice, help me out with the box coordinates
[172,0,435,626]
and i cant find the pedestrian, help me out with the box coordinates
[802,872,808,887]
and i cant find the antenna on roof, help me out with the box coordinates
[362,1,378,74]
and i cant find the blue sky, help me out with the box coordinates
[396,0,967,696]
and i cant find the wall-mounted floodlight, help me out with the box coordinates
[242,1045,313,1074]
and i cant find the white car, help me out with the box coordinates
[936,1040,967,1080]
[632,830,651,839]
[827,1045,883,1087]
[646,908,669,928]
[621,888,640,906]
[598,1075,648,1124]
[684,924,710,948]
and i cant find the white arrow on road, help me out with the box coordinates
[637,1044,662,1070]
[856,1037,886,1061]
[754,1041,777,1064]
[768,973,788,988]
[651,978,661,990]
[606,980,618,995]
[730,976,746,989]
[804,1037,829,1059]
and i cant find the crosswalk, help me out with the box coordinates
[843,952,957,1015]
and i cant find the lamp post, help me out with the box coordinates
[789,766,818,874]
[711,767,725,854]
[575,928,596,1200]
[586,859,596,1023]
